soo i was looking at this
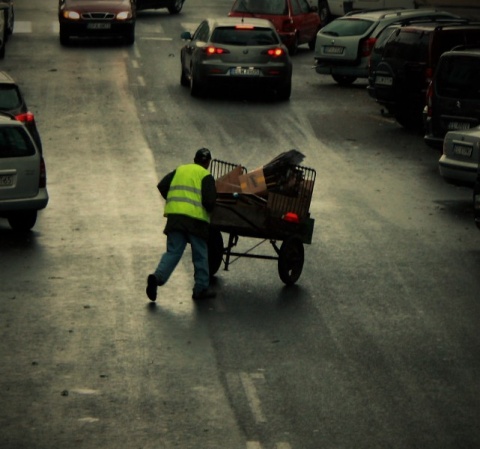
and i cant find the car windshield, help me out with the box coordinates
[0,126,36,158]
[436,55,480,100]
[321,18,374,37]
[211,27,279,45]
[0,86,22,110]
[232,0,288,15]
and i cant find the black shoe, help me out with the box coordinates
[146,274,158,301]
[192,288,216,300]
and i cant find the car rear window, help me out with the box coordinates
[211,26,279,45]
[436,55,480,100]
[383,29,429,62]
[232,0,288,15]
[0,126,36,158]
[0,85,22,110]
[320,18,374,37]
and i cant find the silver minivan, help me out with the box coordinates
[0,116,48,231]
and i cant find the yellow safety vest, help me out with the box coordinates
[164,164,210,223]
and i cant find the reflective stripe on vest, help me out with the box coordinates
[164,164,210,223]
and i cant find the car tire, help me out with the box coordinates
[308,35,316,51]
[59,26,70,46]
[190,67,205,97]
[180,66,189,87]
[124,25,135,46]
[332,74,356,86]
[288,35,299,56]
[168,0,184,14]
[394,107,424,133]
[318,0,332,26]
[8,211,37,232]
[277,80,291,101]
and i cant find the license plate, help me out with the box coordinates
[0,174,14,186]
[375,75,393,86]
[324,46,344,55]
[87,22,112,30]
[452,143,473,157]
[230,67,260,76]
[448,121,470,131]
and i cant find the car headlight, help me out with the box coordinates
[116,11,131,20]
[63,10,80,20]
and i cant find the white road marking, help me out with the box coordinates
[13,21,32,33]
[131,59,139,69]
[137,75,146,87]
[240,371,266,423]
[147,101,156,113]
[276,443,292,449]
[247,442,262,449]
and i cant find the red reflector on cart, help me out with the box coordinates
[283,212,299,223]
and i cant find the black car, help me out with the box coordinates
[369,20,480,131]
[58,0,136,45]
[424,47,480,149]
[474,162,480,230]
[136,0,185,14]
[0,71,43,152]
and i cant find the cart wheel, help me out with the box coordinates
[278,238,304,285]
[208,229,224,277]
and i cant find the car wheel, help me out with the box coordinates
[318,0,332,26]
[394,107,424,133]
[124,25,135,46]
[288,35,299,56]
[180,66,189,87]
[332,74,356,86]
[168,0,184,14]
[277,80,291,101]
[59,25,70,46]
[308,35,316,51]
[8,211,37,232]
[190,66,205,97]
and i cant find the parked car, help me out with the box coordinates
[180,17,293,99]
[0,115,48,231]
[1,0,13,37]
[317,0,417,26]
[368,20,480,131]
[0,71,43,152]
[314,8,459,85]
[424,47,480,149]
[0,2,8,59]
[58,0,136,45]
[439,126,480,187]
[228,0,321,55]
[474,163,480,229]
[136,0,185,14]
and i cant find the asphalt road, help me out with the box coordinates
[1,1,479,449]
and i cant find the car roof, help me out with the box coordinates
[341,8,457,22]
[397,21,480,32]
[443,47,480,57]
[207,16,276,29]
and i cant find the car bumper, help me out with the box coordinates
[438,155,477,187]
[314,61,368,79]
[0,188,49,212]
[59,20,135,37]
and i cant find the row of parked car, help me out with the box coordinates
[313,7,480,228]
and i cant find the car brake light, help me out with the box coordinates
[361,37,376,57]
[235,24,254,30]
[203,46,230,55]
[264,47,285,57]
[15,112,35,123]
[39,157,47,189]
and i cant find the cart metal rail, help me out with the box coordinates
[208,158,316,285]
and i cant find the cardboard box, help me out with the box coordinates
[239,167,267,195]
[215,165,243,194]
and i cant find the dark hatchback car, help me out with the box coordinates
[180,17,293,99]
[58,0,136,45]
[228,0,321,55]
[368,20,480,131]
[0,71,43,152]
[424,47,480,149]
[136,0,185,14]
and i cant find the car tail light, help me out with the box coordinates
[425,66,433,83]
[282,18,295,33]
[263,47,286,57]
[39,157,47,189]
[15,112,35,123]
[203,46,230,55]
[360,37,376,57]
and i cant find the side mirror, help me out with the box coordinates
[181,31,192,40]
